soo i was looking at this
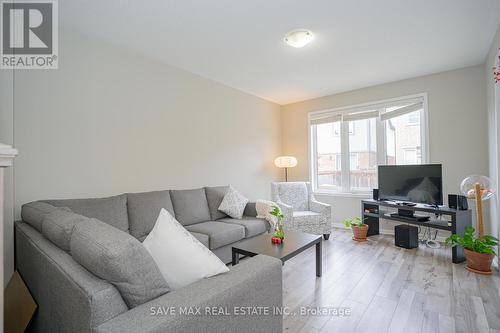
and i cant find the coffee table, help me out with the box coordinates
[231,230,322,277]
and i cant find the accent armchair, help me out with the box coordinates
[271,182,333,240]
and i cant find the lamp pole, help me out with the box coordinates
[474,182,484,239]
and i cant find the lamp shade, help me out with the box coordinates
[460,175,494,201]
[274,156,298,168]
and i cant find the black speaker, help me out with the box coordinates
[448,194,468,210]
[373,188,379,201]
[395,224,418,249]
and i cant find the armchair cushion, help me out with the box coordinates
[293,211,321,218]
[273,182,309,211]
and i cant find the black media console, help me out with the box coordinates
[361,199,472,263]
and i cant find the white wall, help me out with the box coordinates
[6,28,282,280]
[487,25,500,250]
[281,65,488,235]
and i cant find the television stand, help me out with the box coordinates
[361,199,472,263]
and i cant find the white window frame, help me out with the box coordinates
[308,93,429,196]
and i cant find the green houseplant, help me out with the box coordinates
[269,206,285,243]
[446,226,498,274]
[343,217,369,242]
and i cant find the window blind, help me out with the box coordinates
[310,114,342,125]
[380,102,423,121]
[342,110,379,122]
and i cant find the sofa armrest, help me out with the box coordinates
[95,255,283,333]
[16,222,129,332]
[276,201,293,224]
[243,201,258,217]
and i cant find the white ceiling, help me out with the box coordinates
[61,0,500,105]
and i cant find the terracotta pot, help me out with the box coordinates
[352,224,369,242]
[464,248,494,275]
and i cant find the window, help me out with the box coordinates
[333,122,354,136]
[310,94,428,193]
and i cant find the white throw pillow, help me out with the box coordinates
[218,186,249,219]
[142,208,229,290]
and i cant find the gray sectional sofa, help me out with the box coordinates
[15,186,283,333]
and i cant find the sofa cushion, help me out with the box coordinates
[70,218,170,308]
[204,186,229,220]
[41,209,87,251]
[21,201,69,232]
[170,188,211,225]
[126,191,174,239]
[218,217,270,238]
[185,222,245,249]
[42,194,129,232]
[190,232,210,248]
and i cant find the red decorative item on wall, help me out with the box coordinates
[493,48,500,84]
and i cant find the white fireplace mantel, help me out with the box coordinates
[0,144,18,167]
[0,143,17,331]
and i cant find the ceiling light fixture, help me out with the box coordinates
[284,29,314,48]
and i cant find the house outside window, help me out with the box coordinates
[309,94,428,194]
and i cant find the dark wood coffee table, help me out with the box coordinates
[231,230,322,277]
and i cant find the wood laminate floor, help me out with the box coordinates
[281,228,500,333]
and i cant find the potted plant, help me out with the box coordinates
[446,226,498,275]
[343,217,368,242]
[269,206,285,244]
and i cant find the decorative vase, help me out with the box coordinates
[352,225,369,242]
[464,248,494,275]
[271,217,285,243]
[274,223,284,240]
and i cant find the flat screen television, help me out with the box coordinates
[378,164,443,205]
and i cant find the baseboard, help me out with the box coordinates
[333,223,448,242]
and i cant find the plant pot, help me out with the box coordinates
[464,248,494,275]
[352,224,369,242]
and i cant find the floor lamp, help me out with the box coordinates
[274,156,297,182]
[460,175,494,239]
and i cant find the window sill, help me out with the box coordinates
[313,190,371,199]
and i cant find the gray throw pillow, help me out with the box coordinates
[70,218,170,308]
[218,186,249,219]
